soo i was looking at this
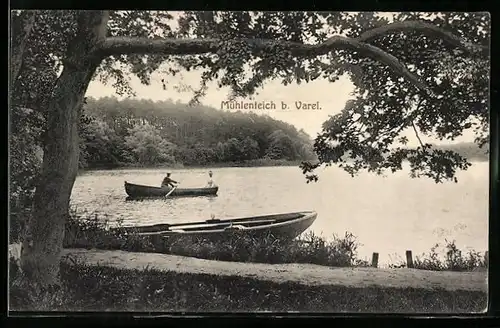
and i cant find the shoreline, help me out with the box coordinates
[77,158,489,173]
[78,159,308,173]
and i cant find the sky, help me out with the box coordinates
[86,70,354,138]
[86,11,481,146]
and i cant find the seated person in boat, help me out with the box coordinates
[206,170,216,187]
[161,173,178,189]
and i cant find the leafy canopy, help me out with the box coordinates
[11,11,490,185]
[104,11,490,183]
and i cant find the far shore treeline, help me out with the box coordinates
[76,96,489,170]
[78,97,317,169]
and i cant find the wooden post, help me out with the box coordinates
[406,250,414,268]
[371,252,379,268]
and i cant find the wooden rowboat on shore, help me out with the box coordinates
[114,211,317,241]
[124,181,218,198]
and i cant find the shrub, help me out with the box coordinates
[414,240,487,272]
[388,240,488,272]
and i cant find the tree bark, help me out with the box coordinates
[20,11,109,289]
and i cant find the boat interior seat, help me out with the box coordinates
[224,225,246,230]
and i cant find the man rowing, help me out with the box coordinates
[161,173,178,189]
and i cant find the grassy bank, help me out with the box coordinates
[8,258,487,312]
[61,214,487,272]
[9,213,488,312]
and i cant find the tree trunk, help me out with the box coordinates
[20,11,109,289]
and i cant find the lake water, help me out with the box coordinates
[71,162,489,266]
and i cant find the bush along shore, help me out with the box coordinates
[58,213,487,271]
[61,213,368,268]
[9,212,488,312]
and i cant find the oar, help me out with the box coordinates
[165,183,179,198]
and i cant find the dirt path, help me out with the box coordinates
[60,248,488,292]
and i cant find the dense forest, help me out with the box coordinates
[78,97,317,169]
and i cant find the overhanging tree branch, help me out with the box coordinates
[357,20,489,56]
[98,19,488,97]
[412,120,426,151]
[100,35,433,95]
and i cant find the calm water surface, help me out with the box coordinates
[71,163,489,265]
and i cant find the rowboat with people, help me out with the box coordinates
[124,181,218,198]
[125,170,218,198]
[113,211,317,241]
